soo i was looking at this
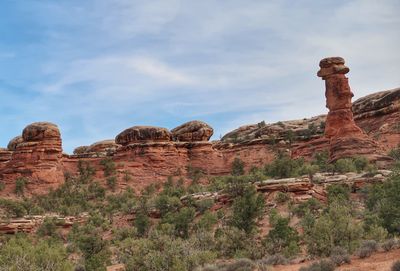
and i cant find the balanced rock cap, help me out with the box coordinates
[317,56,349,78]
[22,122,61,141]
[7,135,24,151]
[171,120,214,142]
[115,126,172,145]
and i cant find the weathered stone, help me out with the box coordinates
[317,57,391,164]
[73,146,90,155]
[7,136,24,151]
[87,140,120,153]
[115,126,172,145]
[22,122,60,141]
[171,120,213,142]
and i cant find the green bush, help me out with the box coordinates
[356,240,378,259]
[0,199,27,217]
[275,192,290,203]
[230,186,264,234]
[15,177,27,196]
[100,158,116,177]
[327,184,350,204]
[303,202,363,256]
[264,154,306,178]
[299,259,335,271]
[334,158,356,174]
[134,211,150,237]
[37,217,60,238]
[263,212,300,257]
[0,235,73,270]
[388,146,400,161]
[329,246,350,266]
[106,176,117,190]
[257,254,288,265]
[366,171,400,233]
[382,238,397,252]
[232,157,245,176]
[118,233,216,271]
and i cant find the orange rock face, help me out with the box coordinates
[0,122,64,194]
[317,57,391,164]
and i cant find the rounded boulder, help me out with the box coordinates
[115,126,172,145]
[171,120,214,142]
[7,135,24,150]
[22,122,61,142]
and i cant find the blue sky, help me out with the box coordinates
[0,0,399,153]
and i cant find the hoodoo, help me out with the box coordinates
[317,57,391,164]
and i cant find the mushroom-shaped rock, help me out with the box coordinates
[73,146,90,155]
[317,56,349,79]
[115,126,172,145]
[171,121,214,142]
[87,140,120,153]
[7,136,24,150]
[22,122,61,141]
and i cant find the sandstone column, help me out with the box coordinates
[317,57,390,164]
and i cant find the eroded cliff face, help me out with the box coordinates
[0,87,398,196]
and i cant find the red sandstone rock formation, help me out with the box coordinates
[317,57,392,164]
[0,122,64,194]
[115,126,172,145]
[171,120,214,142]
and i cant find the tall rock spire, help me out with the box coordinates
[317,57,391,164]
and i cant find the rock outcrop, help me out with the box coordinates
[317,57,391,164]
[171,120,213,142]
[353,88,400,150]
[115,126,172,145]
[7,136,23,151]
[0,122,64,194]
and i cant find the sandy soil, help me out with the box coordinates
[274,248,400,271]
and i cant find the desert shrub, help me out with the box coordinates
[366,171,400,233]
[303,202,363,256]
[257,254,288,265]
[0,199,27,217]
[37,217,60,238]
[215,227,256,258]
[0,235,73,271]
[392,260,400,271]
[196,211,218,231]
[312,151,330,172]
[356,240,378,259]
[100,158,116,177]
[232,157,245,176]
[134,211,150,237]
[263,212,300,257]
[389,145,400,161]
[327,184,350,204]
[299,259,335,271]
[194,199,214,214]
[382,238,398,252]
[329,246,350,266]
[106,176,117,190]
[275,192,290,203]
[15,177,27,196]
[77,160,95,183]
[118,233,216,271]
[187,165,204,184]
[352,156,369,173]
[334,158,356,174]
[68,224,110,271]
[264,154,306,178]
[162,207,196,238]
[364,224,388,242]
[292,198,322,217]
[230,186,264,234]
[155,194,182,217]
